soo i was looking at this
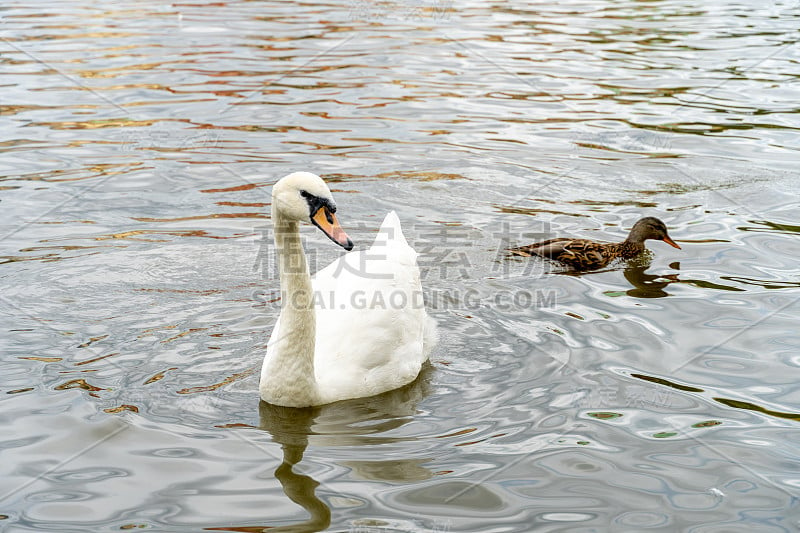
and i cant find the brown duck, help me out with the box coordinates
[509,217,681,270]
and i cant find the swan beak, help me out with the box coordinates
[312,207,354,251]
[662,235,681,250]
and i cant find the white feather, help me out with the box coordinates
[260,173,436,407]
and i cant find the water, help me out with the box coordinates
[1,0,799,531]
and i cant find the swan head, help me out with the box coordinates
[272,172,354,250]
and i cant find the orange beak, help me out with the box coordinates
[662,235,681,250]
[311,207,353,250]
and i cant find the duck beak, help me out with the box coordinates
[311,206,354,251]
[662,235,681,250]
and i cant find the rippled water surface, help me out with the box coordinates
[2,1,799,531]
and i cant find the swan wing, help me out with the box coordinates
[311,211,433,403]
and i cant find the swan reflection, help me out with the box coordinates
[233,367,434,532]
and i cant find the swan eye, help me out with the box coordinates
[300,190,336,218]
[300,190,320,214]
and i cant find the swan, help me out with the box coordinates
[260,171,437,407]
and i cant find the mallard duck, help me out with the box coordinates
[509,216,681,270]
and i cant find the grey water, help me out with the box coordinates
[1,1,799,531]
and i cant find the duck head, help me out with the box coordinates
[627,217,681,249]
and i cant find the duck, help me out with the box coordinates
[509,216,681,270]
[260,171,437,407]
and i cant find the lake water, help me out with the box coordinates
[1,1,799,531]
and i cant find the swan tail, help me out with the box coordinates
[375,210,409,247]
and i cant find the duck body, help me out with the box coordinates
[260,172,436,408]
[509,217,680,271]
[511,238,645,270]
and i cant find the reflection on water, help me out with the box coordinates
[1,0,800,531]
[249,405,330,533]
[631,372,800,422]
[213,370,434,532]
[620,259,798,298]
[623,262,681,299]
[259,366,433,448]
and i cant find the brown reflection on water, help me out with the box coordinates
[59,229,249,241]
[496,203,589,218]
[201,183,266,194]
[19,356,63,362]
[161,327,208,344]
[320,170,468,184]
[2,162,145,183]
[74,352,120,366]
[216,201,269,208]
[0,251,100,264]
[132,212,268,223]
[176,366,258,395]
[29,118,165,130]
[143,367,178,385]
[54,377,105,393]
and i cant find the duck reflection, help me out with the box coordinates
[252,366,434,532]
[622,260,748,297]
[623,260,681,298]
[552,253,682,298]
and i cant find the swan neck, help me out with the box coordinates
[275,212,313,301]
[269,209,317,403]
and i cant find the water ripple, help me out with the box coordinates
[1,0,799,531]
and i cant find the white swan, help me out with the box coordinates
[260,172,437,407]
